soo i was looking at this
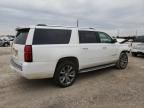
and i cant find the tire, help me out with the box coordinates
[3,43,9,47]
[132,52,137,57]
[54,60,78,87]
[116,52,128,69]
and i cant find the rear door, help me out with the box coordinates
[32,28,72,62]
[78,30,105,69]
[12,28,30,65]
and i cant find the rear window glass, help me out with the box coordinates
[79,31,100,43]
[33,29,71,45]
[14,29,29,45]
[133,36,144,42]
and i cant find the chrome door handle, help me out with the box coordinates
[82,48,88,50]
[103,47,107,49]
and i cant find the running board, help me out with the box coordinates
[79,64,115,73]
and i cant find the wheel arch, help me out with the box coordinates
[56,56,79,69]
[121,50,129,54]
[53,56,79,78]
[116,50,129,61]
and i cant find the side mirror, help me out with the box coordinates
[112,39,117,43]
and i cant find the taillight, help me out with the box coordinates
[24,45,33,62]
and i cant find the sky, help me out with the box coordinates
[0,0,144,36]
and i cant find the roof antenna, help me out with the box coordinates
[135,30,138,36]
[77,19,79,27]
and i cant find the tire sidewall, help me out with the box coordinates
[119,52,128,69]
[116,52,128,69]
[54,61,78,87]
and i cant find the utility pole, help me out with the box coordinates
[117,29,120,37]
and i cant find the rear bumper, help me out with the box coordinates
[10,58,56,79]
[10,58,22,71]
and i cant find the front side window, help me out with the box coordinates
[99,32,112,43]
[33,29,71,45]
[79,31,100,43]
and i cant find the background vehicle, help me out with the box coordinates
[0,35,15,47]
[0,38,10,47]
[8,36,15,46]
[10,25,128,87]
[131,36,144,56]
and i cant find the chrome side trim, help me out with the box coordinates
[79,64,115,73]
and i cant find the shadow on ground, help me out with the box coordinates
[15,66,116,89]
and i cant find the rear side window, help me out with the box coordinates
[79,31,100,43]
[33,29,71,44]
[14,29,29,45]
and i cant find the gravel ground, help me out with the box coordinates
[0,47,144,108]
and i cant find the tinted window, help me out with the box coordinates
[14,29,29,45]
[133,36,144,42]
[79,31,100,43]
[99,32,112,43]
[33,29,71,44]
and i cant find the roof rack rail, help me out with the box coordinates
[37,24,47,26]
[36,24,79,28]
[79,27,96,30]
[36,24,96,29]
[48,25,65,27]
[89,27,95,29]
[36,24,67,27]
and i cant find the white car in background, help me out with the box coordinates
[131,36,144,56]
[0,36,15,47]
[0,38,10,47]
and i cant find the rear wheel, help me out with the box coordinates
[132,52,137,57]
[54,60,78,87]
[116,52,128,69]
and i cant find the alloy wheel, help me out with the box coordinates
[59,65,76,86]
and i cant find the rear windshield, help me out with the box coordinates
[33,29,71,45]
[133,36,144,42]
[14,29,29,45]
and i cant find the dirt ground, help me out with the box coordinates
[0,47,144,108]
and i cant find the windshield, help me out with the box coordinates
[133,36,144,43]
[14,29,29,45]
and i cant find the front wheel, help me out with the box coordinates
[116,52,128,69]
[54,61,78,87]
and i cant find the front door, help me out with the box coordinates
[98,32,118,64]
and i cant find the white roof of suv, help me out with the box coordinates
[16,24,97,31]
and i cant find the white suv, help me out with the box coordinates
[10,24,128,87]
